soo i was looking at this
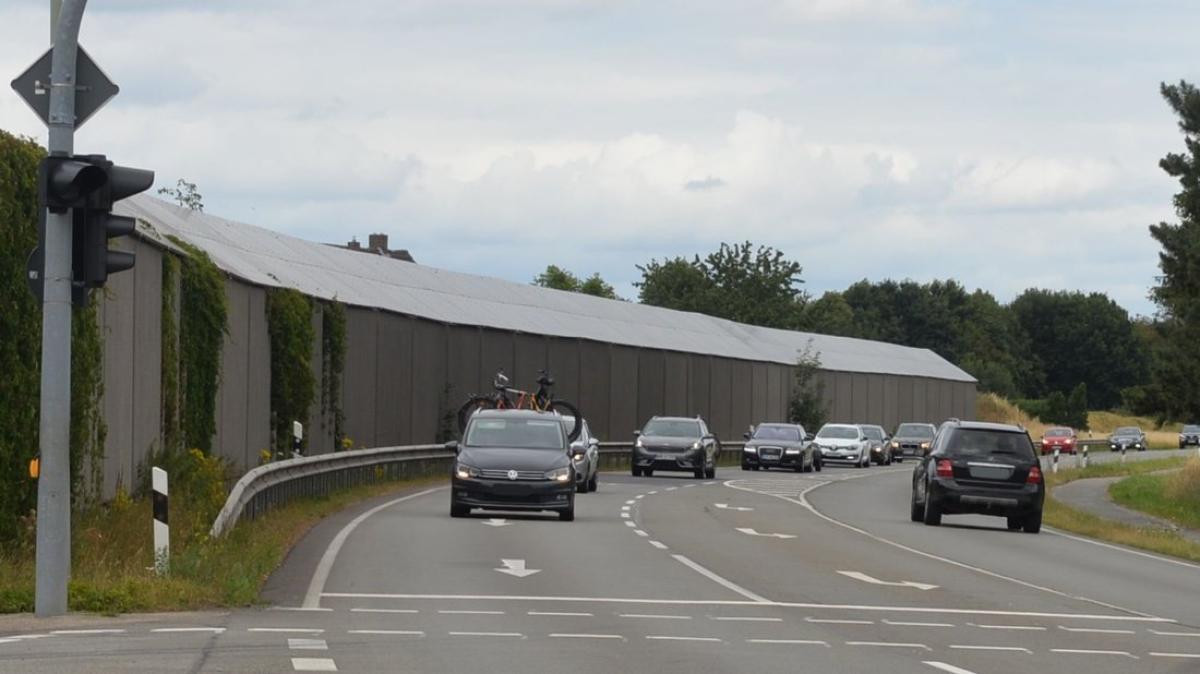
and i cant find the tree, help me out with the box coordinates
[1066,383,1089,430]
[158,178,204,211]
[532,265,618,299]
[1148,80,1200,421]
[578,273,617,300]
[636,242,807,328]
[788,345,827,430]
[803,291,857,336]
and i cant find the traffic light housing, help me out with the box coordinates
[72,154,154,289]
[39,154,107,212]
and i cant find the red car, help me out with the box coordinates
[1040,427,1077,455]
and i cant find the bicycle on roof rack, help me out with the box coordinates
[457,369,583,442]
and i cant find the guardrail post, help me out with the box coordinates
[152,467,169,576]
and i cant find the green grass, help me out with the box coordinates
[0,476,443,614]
[1108,460,1200,531]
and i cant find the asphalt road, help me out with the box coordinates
[3,459,1200,674]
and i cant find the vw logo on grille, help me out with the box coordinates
[507,470,518,481]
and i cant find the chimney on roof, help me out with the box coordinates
[347,236,361,251]
[368,233,388,252]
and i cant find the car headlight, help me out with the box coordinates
[785,448,800,454]
[635,437,644,448]
[571,451,585,462]
[691,441,702,451]
[920,441,930,450]
[890,441,899,449]
[455,462,480,479]
[545,466,571,482]
[743,446,756,453]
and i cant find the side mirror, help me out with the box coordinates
[445,440,460,454]
[633,430,641,437]
[743,432,751,440]
[805,433,815,442]
[589,438,599,449]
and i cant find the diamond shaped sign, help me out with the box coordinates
[11,45,119,129]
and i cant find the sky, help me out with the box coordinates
[3,0,1197,317]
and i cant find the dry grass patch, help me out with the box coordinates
[975,393,1181,448]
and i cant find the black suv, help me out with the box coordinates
[910,420,1045,533]
[633,416,720,479]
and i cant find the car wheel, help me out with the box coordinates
[559,501,575,522]
[910,490,923,522]
[814,456,822,472]
[1023,510,1042,533]
[632,465,642,477]
[741,462,749,471]
[705,466,716,479]
[644,468,654,477]
[922,490,942,526]
[450,501,470,518]
[1006,516,1023,531]
[588,474,598,492]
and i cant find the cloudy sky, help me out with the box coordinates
[3,0,1197,316]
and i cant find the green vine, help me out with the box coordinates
[321,300,347,448]
[169,236,228,454]
[267,288,315,457]
[69,292,106,508]
[160,255,181,455]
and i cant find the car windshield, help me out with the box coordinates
[1045,428,1072,437]
[1114,427,1140,435]
[944,429,1035,459]
[895,424,934,439]
[861,427,883,440]
[817,426,859,440]
[643,419,701,438]
[466,418,565,450]
[1185,425,1200,433]
[753,425,801,442]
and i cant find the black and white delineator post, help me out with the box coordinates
[292,421,303,458]
[1052,447,1060,474]
[1120,444,1127,465]
[1081,444,1089,469]
[152,467,168,576]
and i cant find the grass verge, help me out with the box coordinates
[1108,459,1200,531]
[0,475,444,614]
[976,393,1183,449]
[1042,456,1200,563]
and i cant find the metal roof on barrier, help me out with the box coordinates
[118,195,976,383]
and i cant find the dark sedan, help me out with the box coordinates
[632,416,719,479]
[890,422,936,462]
[449,410,576,521]
[742,423,819,472]
[1109,426,1146,452]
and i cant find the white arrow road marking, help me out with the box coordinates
[714,503,754,512]
[482,518,512,527]
[837,570,938,591]
[495,559,541,578]
[736,527,795,539]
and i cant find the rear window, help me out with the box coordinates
[896,424,934,439]
[1045,428,1072,437]
[943,429,1035,460]
[466,418,566,450]
[754,425,801,442]
[644,419,701,438]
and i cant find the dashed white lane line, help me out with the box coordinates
[350,608,418,614]
[847,641,930,651]
[528,612,593,617]
[1150,652,1200,659]
[288,639,328,651]
[666,487,678,491]
[1058,625,1135,634]
[710,616,783,623]
[649,540,668,550]
[923,663,980,674]
[647,636,721,643]
[291,658,338,672]
[747,639,829,646]
[347,630,424,636]
[705,482,717,486]
[625,500,636,505]
[249,628,326,634]
[636,495,645,500]
[884,620,953,628]
[807,618,873,625]
[648,491,658,495]
[550,633,625,640]
[622,505,631,511]
[624,521,637,528]
[438,610,505,615]
[51,629,126,635]
[684,484,697,488]
[634,529,649,537]
[621,513,631,518]
[1150,629,1200,637]
[969,623,1045,631]
[619,614,692,620]
[449,632,524,638]
[1050,649,1138,658]
[151,627,226,634]
[671,554,771,604]
[950,645,1032,654]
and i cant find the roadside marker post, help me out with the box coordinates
[1120,445,1126,465]
[1081,445,1089,469]
[1052,447,1060,475]
[152,467,168,576]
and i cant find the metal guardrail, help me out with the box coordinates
[210,444,453,537]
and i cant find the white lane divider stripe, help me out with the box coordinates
[619,614,692,620]
[1050,649,1138,658]
[636,495,645,499]
[350,608,418,614]
[1150,629,1200,637]
[846,641,930,650]
[1058,625,1135,634]
[347,630,424,636]
[449,632,524,638]
[883,620,954,628]
[807,618,873,625]
[291,658,338,672]
[671,554,770,604]
[249,628,326,634]
[747,639,829,646]
[666,487,678,491]
[647,636,721,642]
[624,521,637,528]
[711,616,782,622]
[649,540,668,550]
[271,607,333,612]
[950,645,1032,653]
[625,500,636,505]
[648,491,658,495]
[622,506,631,511]
[288,639,328,650]
[634,529,649,537]
[438,610,505,615]
[684,484,696,488]
[550,634,624,640]
[1150,652,1200,659]
[528,612,593,617]
[923,662,980,674]
[51,629,126,635]
[621,513,631,519]
[151,627,226,633]
[969,623,1045,631]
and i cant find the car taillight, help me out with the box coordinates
[936,459,953,478]
[1027,465,1043,484]
[1065,438,1074,444]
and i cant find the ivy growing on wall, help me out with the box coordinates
[321,300,347,448]
[268,288,315,457]
[169,236,228,454]
[160,254,181,455]
[70,293,106,508]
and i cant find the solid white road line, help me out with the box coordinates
[619,614,692,620]
[970,623,1045,631]
[347,630,424,636]
[303,487,443,609]
[711,616,782,622]
[1058,625,1135,634]
[884,620,954,628]
[807,618,873,625]
[449,632,524,638]
[151,628,227,634]
[271,607,334,612]
[1046,527,1200,571]
[350,608,418,614]
[923,663,980,674]
[647,636,721,642]
[288,639,328,650]
[1150,652,1200,659]
[1050,649,1137,658]
[634,529,649,537]
[1150,629,1200,637]
[529,612,593,617]
[438,610,505,615]
[747,639,829,646]
[649,541,668,550]
[291,658,338,672]
[671,554,771,603]
[550,634,624,640]
[248,628,326,634]
[51,629,125,635]
[949,645,1032,654]
[846,641,930,650]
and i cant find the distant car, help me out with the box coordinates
[1109,426,1146,452]
[1180,425,1200,449]
[742,423,819,472]
[859,424,892,465]
[562,416,600,493]
[633,416,720,479]
[1040,427,1077,455]
[890,423,936,462]
[450,409,576,521]
[814,423,871,468]
[910,419,1045,533]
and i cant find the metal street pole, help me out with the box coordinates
[35,0,87,617]
[50,0,62,42]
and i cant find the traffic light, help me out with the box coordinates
[72,154,154,288]
[38,154,107,212]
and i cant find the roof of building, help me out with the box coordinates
[119,195,976,383]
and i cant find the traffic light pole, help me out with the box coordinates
[36,0,87,618]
